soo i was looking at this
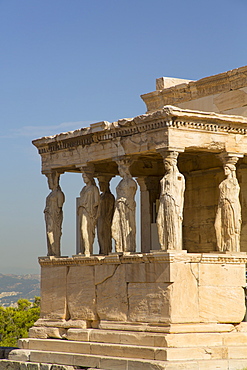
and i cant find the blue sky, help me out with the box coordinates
[0,0,246,274]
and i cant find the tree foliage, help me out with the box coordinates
[0,297,40,347]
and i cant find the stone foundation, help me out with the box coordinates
[9,325,247,369]
[31,252,246,334]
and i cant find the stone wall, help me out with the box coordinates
[29,253,246,340]
[141,66,247,116]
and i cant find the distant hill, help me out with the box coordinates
[0,274,40,307]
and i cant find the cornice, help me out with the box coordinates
[32,106,247,155]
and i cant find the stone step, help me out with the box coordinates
[8,350,228,370]
[26,329,247,349]
[18,338,238,362]
[66,328,235,348]
[8,350,247,370]
[98,321,235,333]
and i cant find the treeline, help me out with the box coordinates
[0,297,40,346]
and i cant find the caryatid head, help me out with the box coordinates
[116,157,133,179]
[46,171,60,191]
[163,151,179,173]
[81,164,96,186]
[97,175,112,193]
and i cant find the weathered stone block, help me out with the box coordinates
[223,332,247,346]
[28,327,47,339]
[29,351,72,366]
[40,266,67,320]
[90,329,120,345]
[169,262,199,323]
[0,361,21,370]
[94,264,119,285]
[199,263,246,287]
[45,327,66,339]
[162,333,222,348]
[40,365,52,370]
[128,282,170,323]
[73,353,100,368]
[66,328,89,341]
[228,359,247,369]
[99,357,127,370]
[20,363,39,370]
[67,265,96,321]
[197,359,228,370]
[8,350,30,362]
[96,264,128,321]
[125,262,170,283]
[228,346,247,359]
[199,286,245,323]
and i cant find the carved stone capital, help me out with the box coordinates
[217,152,244,168]
[156,146,184,154]
[44,170,62,190]
[113,155,133,167]
[156,147,184,164]
[96,174,114,184]
[79,163,95,176]
[113,156,135,178]
[43,169,64,176]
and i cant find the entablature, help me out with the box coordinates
[32,105,247,174]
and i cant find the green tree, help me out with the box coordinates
[0,297,40,347]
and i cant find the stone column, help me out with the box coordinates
[137,176,161,253]
[156,148,185,251]
[215,152,244,253]
[111,157,137,253]
[136,177,151,253]
[44,170,65,257]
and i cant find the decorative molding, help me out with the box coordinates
[33,106,247,155]
[38,252,247,267]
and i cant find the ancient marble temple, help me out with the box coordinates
[8,66,247,370]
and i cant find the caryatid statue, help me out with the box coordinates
[215,155,242,252]
[97,175,115,255]
[78,165,100,257]
[44,171,65,257]
[111,158,137,253]
[157,151,185,251]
